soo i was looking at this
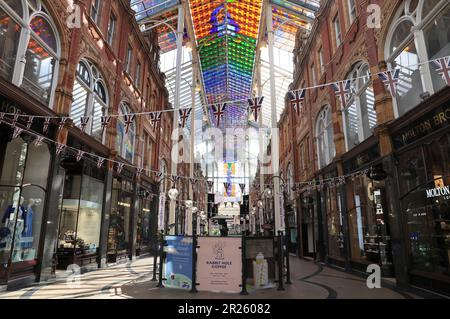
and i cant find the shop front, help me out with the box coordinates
[0,98,55,289]
[107,172,135,264]
[298,190,319,259]
[57,152,106,272]
[136,178,157,257]
[341,139,394,276]
[391,88,450,295]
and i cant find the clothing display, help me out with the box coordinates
[21,207,34,249]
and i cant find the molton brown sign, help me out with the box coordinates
[393,104,450,148]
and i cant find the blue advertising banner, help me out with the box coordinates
[164,236,193,290]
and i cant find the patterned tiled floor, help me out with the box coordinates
[0,256,420,299]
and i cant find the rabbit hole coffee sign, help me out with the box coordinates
[196,237,242,293]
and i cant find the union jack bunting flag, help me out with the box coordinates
[96,157,105,168]
[124,115,135,134]
[248,96,264,122]
[11,113,19,127]
[101,116,112,135]
[290,89,306,115]
[155,171,163,181]
[239,183,246,193]
[76,150,85,162]
[56,143,65,156]
[332,80,352,107]
[33,136,45,147]
[135,167,144,179]
[150,112,162,127]
[43,117,51,133]
[207,180,214,191]
[26,116,34,130]
[0,113,5,124]
[212,103,226,127]
[378,69,401,97]
[223,182,231,192]
[80,116,90,133]
[58,117,69,132]
[179,108,192,128]
[431,56,450,86]
[12,127,23,139]
[116,162,125,174]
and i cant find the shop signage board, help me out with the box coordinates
[158,193,166,231]
[196,237,242,293]
[392,103,450,149]
[164,236,193,290]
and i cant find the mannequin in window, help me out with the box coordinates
[22,198,40,250]
[1,196,27,259]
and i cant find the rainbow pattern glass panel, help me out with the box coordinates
[189,0,263,128]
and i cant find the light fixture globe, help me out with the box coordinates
[192,207,198,214]
[185,200,193,208]
[257,200,263,208]
[168,187,179,201]
[264,187,273,199]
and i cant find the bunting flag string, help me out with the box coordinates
[80,116,90,133]
[212,103,226,127]
[101,116,112,136]
[33,136,45,147]
[124,115,136,134]
[26,116,34,130]
[378,69,401,97]
[58,117,69,133]
[11,114,19,127]
[431,56,450,86]
[179,108,192,128]
[116,162,125,175]
[76,150,85,162]
[332,80,353,108]
[56,143,65,156]
[155,171,163,181]
[290,89,305,116]
[248,96,264,122]
[136,167,144,179]
[12,127,23,139]
[43,117,51,133]
[150,112,162,127]
[96,157,105,168]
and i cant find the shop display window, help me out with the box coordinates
[57,165,104,270]
[323,186,345,260]
[107,178,133,262]
[0,137,50,281]
[400,135,450,278]
[347,175,392,266]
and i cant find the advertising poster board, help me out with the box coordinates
[158,193,166,231]
[164,236,193,290]
[196,237,242,293]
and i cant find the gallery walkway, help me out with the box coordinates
[0,257,420,299]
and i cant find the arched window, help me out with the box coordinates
[342,62,377,150]
[116,103,135,163]
[0,0,60,107]
[70,60,108,142]
[316,106,335,169]
[385,0,450,117]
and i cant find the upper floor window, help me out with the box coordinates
[70,60,108,142]
[318,47,325,74]
[91,0,102,25]
[125,45,132,74]
[385,0,450,117]
[348,0,357,24]
[316,106,335,169]
[333,14,342,48]
[342,62,377,150]
[0,0,60,107]
[116,103,135,163]
[107,13,116,46]
[135,61,142,88]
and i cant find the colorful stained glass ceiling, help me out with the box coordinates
[189,0,263,129]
